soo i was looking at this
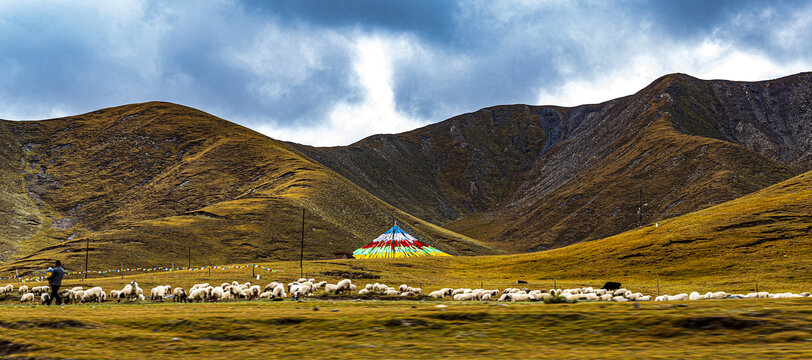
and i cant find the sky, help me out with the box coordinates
[0,1,810,146]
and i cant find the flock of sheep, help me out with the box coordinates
[1,280,809,305]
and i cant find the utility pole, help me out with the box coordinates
[84,238,89,281]
[300,207,305,279]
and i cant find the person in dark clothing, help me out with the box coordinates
[44,260,65,305]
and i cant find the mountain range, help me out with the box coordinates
[0,72,810,273]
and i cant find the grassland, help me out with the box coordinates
[0,102,499,274]
[2,167,810,296]
[0,299,809,359]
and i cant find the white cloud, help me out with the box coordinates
[227,23,351,100]
[537,40,810,107]
[256,35,427,146]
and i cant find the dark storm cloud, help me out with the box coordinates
[388,0,812,119]
[636,0,812,59]
[0,0,809,145]
[0,1,362,128]
[242,0,459,43]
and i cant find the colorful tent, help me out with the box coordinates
[352,224,451,259]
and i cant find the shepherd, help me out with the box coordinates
[43,260,65,305]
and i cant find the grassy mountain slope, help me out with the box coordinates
[5,169,809,294]
[0,102,499,273]
[296,73,811,251]
[466,168,812,290]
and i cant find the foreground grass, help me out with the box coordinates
[0,299,809,359]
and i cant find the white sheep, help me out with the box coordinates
[689,292,701,300]
[150,285,172,301]
[429,290,447,298]
[123,281,142,301]
[19,285,29,295]
[173,288,188,302]
[71,290,85,304]
[188,288,207,302]
[508,293,535,302]
[272,284,286,298]
[0,284,13,295]
[668,293,689,301]
[210,287,225,301]
[41,293,51,303]
[264,282,279,292]
[82,287,106,303]
[247,285,261,300]
[20,293,35,303]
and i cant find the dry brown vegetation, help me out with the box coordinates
[0,73,810,293]
[0,102,497,274]
[298,73,811,252]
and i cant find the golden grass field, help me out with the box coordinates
[0,298,810,359]
[4,167,809,296]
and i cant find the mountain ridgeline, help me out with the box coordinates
[0,103,498,273]
[295,73,811,251]
[0,72,810,273]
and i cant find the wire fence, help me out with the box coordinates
[0,264,282,283]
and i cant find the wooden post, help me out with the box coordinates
[554,277,557,290]
[756,281,759,293]
[84,238,89,281]
[187,245,191,269]
[657,275,660,297]
[208,265,211,277]
[121,264,123,279]
[300,207,305,279]
[171,263,174,278]
[252,265,255,279]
